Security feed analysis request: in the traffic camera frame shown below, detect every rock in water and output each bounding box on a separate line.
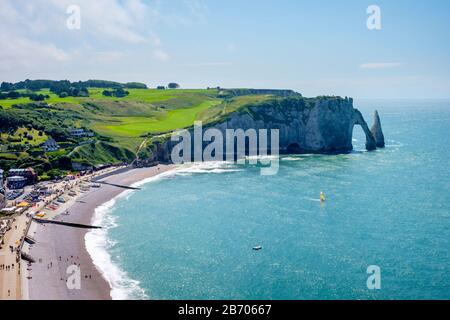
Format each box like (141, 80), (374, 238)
(371, 110), (385, 148)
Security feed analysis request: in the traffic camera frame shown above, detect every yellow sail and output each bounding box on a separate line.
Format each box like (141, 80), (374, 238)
(320, 192), (326, 202)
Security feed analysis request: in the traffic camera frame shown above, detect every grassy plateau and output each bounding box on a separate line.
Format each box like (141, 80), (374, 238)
(0, 86), (282, 175)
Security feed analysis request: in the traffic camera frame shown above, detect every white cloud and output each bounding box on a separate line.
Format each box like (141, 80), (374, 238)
(94, 51), (126, 62)
(0, 0), (164, 74)
(226, 43), (237, 53)
(185, 62), (232, 67)
(49, 0), (150, 43)
(149, 33), (163, 47)
(184, 0), (208, 22)
(0, 0), (159, 46)
(152, 49), (170, 62)
(0, 33), (70, 72)
(0, 0), (210, 79)
(360, 62), (403, 69)
(124, 0), (148, 21)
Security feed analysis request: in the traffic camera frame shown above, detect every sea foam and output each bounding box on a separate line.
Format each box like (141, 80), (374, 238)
(85, 196), (147, 300)
(85, 162), (239, 300)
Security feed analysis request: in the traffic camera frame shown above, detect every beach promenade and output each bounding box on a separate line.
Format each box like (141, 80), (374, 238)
(0, 214), (30, 299)
(23, 164), (175, 300)
(0, 164), (176, 300)
(0, 167), (119, 300)
(0, 165), (131, 300)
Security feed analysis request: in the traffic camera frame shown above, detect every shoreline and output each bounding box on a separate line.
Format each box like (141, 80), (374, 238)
(25, 164), (176, 300)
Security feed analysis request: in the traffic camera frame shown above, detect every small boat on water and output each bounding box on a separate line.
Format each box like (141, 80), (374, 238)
(253, 246), (263, 251)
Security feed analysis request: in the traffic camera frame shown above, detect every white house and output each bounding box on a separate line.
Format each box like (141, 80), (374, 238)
(69, 129), (85, 137)
(70, 129), (94, 138)
(41, 139), (60, 152)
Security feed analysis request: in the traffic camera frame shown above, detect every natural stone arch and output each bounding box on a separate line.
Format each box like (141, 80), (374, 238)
(352, 109), (377, 151)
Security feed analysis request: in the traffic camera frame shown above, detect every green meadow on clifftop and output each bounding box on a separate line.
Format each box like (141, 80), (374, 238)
(0, 83), (283, 177)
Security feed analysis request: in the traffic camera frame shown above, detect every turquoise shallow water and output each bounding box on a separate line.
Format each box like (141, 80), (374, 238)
(93, 101), (450, 300)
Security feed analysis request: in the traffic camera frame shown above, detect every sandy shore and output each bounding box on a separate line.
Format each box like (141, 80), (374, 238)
(25, 165), (176, 300)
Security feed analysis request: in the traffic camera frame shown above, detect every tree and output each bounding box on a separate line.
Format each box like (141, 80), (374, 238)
(114, 88), (128, 97)
(168, 83), (180, 89)
(7, 91), (20, 99)
(29, 94), (46, 101)
(70, 87), (80, 97)
(58, 156), (72, 170)
(156, 86), (166, 90)
(46, 127), (68, 142)
(79, 87), (89, 97)
(0, 82), (14, 92)
(103, 89), (129, 98)
(125, 82), (147, 89)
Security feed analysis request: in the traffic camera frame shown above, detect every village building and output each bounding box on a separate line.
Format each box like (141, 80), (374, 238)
(6, 176), (27, 189)
(41, 138), (60, 152)
(72, 162), (93, 171)
(7, 168), (38, 185)
(0, 189), (5, 209)
(69, 128), (94, 138)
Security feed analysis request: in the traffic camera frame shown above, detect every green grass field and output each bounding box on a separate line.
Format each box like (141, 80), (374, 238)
(1, 88), (276, 151)
(0, 128), (48, 146)
(94, 99), (222, 137)
(0, 88), (214, 109)
(0, 86), (280, 168)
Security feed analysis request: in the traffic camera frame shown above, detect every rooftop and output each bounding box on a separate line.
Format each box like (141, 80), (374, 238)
(8, 176), (27, 180)
(9, 168), (34, 172)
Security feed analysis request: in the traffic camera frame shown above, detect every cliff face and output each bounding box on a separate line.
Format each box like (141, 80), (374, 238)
(153, 97), (382, 163)
(213, 97), (377, 153)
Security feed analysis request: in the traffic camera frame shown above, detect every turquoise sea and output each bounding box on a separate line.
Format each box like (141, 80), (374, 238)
(87, 100), (450, 300)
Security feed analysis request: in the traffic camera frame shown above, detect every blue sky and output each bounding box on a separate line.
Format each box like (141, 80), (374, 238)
(1, 0), (449, 98)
